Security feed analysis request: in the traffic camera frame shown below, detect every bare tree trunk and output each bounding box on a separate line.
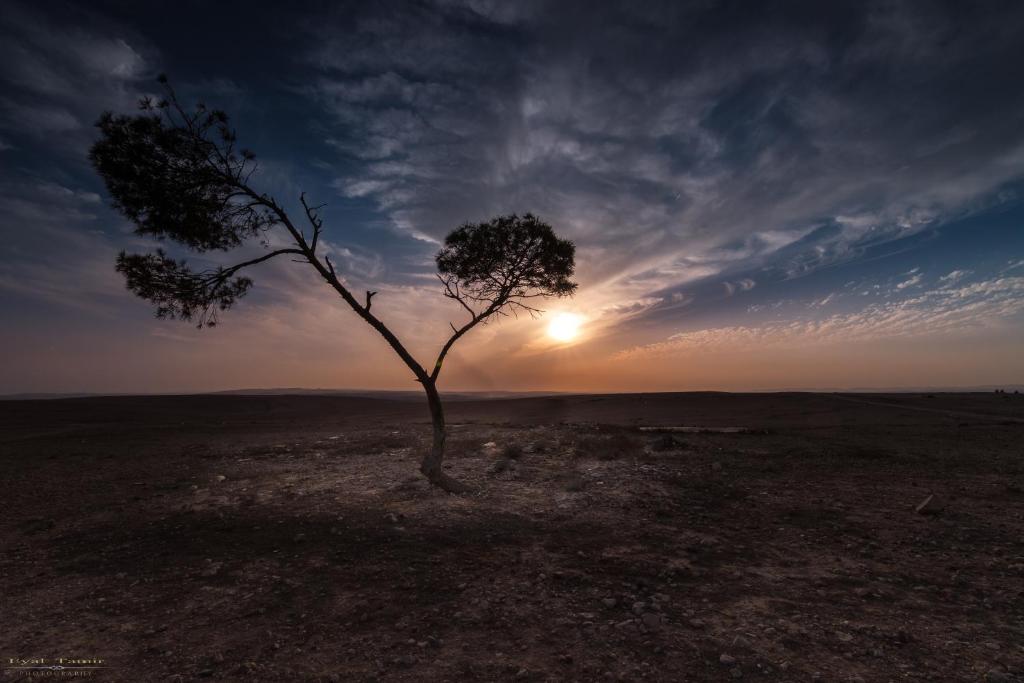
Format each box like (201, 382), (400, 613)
(420, 379), (471, 493)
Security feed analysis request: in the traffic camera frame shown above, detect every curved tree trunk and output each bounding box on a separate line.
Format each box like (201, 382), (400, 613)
(420, 380), (471, 493)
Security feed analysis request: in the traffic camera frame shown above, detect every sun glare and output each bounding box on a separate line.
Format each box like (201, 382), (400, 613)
(547, 313), (582, 342)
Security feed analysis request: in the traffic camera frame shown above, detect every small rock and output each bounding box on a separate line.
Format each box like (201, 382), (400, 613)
(214, 475), (226, 482)
(836, 631), (853, 642)
(602, 597), (617, 608)
(730, 667), (743, 679)
(720, 654), (736, 666)
(200, 562), (222, 577)
(732, 635), (751, 648)
(986, 670), (1016, 683)
(712, 462), (723, 472)
(641, 613), (663, 630)
(915, 493), (943, 515)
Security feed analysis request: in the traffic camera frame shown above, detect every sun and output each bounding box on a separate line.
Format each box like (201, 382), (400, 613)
(547, 313), (582, 342)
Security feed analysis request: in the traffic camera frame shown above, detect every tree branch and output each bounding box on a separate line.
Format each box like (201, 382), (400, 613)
(430, 297), (504, 382)
(438, 273), (477, 318)
(215, 248), (305, 280)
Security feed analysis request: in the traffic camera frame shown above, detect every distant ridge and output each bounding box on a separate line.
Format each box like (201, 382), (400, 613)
(1, 386), (1021, 401)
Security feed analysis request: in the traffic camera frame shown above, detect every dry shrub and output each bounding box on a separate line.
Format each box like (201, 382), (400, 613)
(501, 443), (524, 460)
(444, 434), (488, 459)
(574, 432), (642, 460)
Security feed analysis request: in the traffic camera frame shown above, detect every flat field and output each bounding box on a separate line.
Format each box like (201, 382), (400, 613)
(1, 392), (1022, 681)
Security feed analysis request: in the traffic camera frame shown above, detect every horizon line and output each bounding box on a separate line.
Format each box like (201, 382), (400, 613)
(3, 384), (1023, 401)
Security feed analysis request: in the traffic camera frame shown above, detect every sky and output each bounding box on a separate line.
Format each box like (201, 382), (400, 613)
(1, 0), (1023, 394)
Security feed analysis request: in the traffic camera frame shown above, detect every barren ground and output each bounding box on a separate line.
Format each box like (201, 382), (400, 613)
(1, 392), (1023, 682)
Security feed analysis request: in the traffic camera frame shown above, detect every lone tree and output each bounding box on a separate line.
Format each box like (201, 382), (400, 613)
(90, 77), (577, 493)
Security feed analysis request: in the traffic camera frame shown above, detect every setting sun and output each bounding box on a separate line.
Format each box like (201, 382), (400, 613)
(547, 313), (582, 342)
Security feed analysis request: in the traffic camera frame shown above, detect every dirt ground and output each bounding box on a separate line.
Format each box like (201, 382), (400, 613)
(1, 392), (1022, 682)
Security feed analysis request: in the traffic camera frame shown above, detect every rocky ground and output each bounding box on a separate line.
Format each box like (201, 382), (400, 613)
(1, 392), (1023, 681)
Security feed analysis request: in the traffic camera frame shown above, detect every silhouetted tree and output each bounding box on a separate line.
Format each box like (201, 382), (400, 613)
(90, 76), (577, 493)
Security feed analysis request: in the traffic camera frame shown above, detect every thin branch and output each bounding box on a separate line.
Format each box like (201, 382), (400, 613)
(430, 297), (504, 382)
(300, 192), (326, 254)
(216, 248), (305, 279)
(438, 273), (477, 318)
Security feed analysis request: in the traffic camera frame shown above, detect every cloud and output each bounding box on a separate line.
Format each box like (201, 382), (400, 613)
(939, 269), (971, 285)
(300, 1), (1024, 329)
(895, 273), (923, 290)
(723, 278), (757, 295)
(616, 276), (1024, 359)
(0, 3), (153, 150)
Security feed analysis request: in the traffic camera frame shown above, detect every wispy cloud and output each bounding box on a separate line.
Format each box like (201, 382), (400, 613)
(895, 273), (923, 290)
(616, 276), (1024, 359)
(303, 1), (1024, 325)
(0, 3), (152, 150)
(939, 269), (971, 285)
